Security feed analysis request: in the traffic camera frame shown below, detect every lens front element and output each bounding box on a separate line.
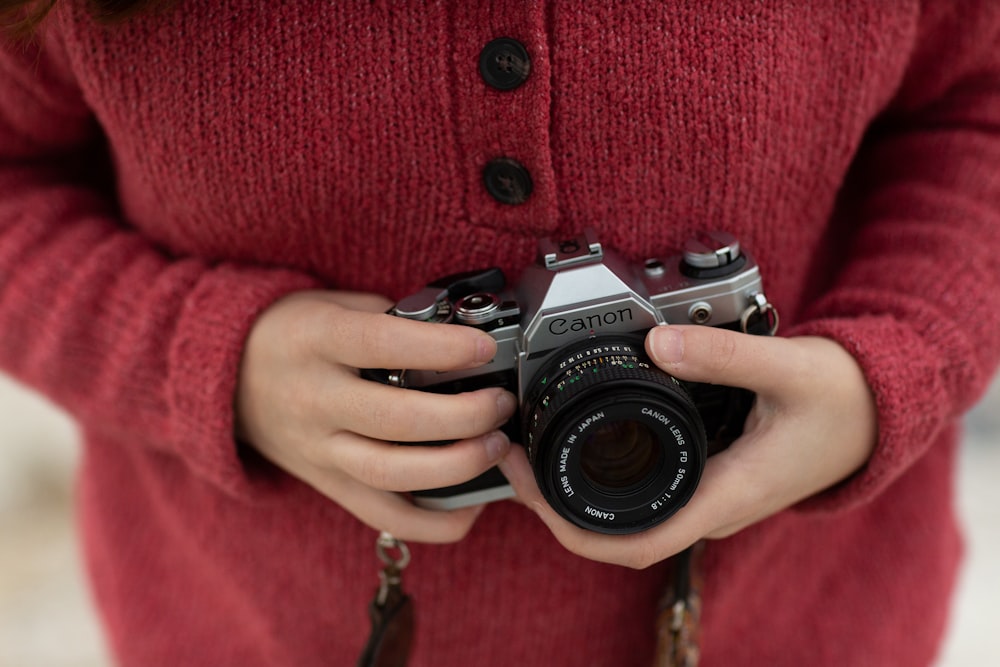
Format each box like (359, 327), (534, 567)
(579, 419), (661, 493)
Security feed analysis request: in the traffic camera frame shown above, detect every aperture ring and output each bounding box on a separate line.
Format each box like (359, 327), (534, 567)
(524, 348), (695, 454)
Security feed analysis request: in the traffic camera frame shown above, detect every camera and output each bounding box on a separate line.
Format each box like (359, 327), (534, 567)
(364, 229), (778, 534)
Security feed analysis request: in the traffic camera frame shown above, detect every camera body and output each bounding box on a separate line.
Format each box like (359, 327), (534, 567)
(368, 229), (776, 534)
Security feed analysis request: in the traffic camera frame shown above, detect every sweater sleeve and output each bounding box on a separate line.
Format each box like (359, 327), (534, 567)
(0, 26), (321, 500)
(790, 2), (1000, 512)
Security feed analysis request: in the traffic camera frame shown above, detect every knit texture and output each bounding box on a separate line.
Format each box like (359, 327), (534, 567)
(2, 1), (999, 665)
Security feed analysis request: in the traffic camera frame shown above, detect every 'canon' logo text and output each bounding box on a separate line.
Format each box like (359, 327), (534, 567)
(548, 308), (634, 335)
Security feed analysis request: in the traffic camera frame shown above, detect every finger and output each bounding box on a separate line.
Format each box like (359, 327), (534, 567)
(316, 307), (498, 371)
(322, 429), (511, 492)
(310, 470), (487, 543)
(498, 448), (692, 569)
(645, 325), (804, 394)
(325, 291), (395, 314)
(333, 382), (517, 442)
(499, 446), (757, 569)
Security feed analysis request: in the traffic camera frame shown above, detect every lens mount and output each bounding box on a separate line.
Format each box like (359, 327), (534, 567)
(522, 335), (707, 534)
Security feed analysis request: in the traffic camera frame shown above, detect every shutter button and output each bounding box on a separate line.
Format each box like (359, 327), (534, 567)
(483, 158), (533, 205)
(479, 38), (531, 90)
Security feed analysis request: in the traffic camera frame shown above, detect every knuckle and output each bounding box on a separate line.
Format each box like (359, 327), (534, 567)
(280, 303), (322, 355)
(354, 314), (394, 362)
(432, 392), (497, 441)
(357, 448), (398, 490)
(440, 327), (494, 371)
(365, 400), (398, 437)
(708, 329), (740, 374)
(554, 532), (587, 559)
(388, 511), (478, 544)
(624, 540), (660, 570)
(325, 309), (398, 366)
(300, 436), (331, 469)
(466, 391), (501, 434)
(437, 514), (478, 543)
(553, 529), (611, 566)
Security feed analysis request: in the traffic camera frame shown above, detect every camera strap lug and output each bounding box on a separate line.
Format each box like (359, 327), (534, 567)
(740, 292), (779, 336)
(357, 532), (413, 667)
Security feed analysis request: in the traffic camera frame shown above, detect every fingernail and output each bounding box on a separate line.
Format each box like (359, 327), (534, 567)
(474, 335), (497, 364)
(650, 326), (684, 365)
(484, 431), (510, 463)
(496, 391), (517, 420)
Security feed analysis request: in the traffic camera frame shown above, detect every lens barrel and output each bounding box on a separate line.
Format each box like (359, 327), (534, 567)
(522, 335), (707, 534)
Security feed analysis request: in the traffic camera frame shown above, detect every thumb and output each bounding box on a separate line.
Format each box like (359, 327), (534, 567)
(645, 325), (792, 394)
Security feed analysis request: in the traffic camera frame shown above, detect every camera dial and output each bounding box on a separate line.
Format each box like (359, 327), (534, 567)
(455, 293), (501, 325)
(683, 230), (741, 268)
(680, 231), (747, 279)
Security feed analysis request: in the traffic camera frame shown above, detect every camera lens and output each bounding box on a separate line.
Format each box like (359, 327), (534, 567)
(522, 335), (707, 534)
(579, 420), (661, 493)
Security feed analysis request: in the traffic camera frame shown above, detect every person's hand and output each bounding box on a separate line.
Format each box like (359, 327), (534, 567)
(498, 325), (878, 569)
(235, 290), (516, 543)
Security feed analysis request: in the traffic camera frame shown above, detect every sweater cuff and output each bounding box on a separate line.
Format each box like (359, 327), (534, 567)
(165, 263), (322, 501)
(785, 315), (949, 513)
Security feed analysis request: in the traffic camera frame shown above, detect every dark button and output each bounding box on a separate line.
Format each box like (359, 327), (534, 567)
(483, 157), (533, 205)
(479, 38), (531, 90)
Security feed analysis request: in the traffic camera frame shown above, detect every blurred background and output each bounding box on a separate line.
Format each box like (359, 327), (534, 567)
(0, 371), (997, 666)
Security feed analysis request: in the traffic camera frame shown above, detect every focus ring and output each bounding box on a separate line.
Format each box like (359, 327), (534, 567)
(523, 343), (696, 456)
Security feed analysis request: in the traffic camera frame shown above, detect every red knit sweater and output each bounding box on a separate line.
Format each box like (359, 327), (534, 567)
(2, 2), (999, 666)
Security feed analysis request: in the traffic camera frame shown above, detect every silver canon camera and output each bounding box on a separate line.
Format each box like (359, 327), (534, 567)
(365, 229), (778, 534)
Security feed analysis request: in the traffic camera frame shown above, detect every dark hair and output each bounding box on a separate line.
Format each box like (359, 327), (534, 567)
(1, 0), (165, 36)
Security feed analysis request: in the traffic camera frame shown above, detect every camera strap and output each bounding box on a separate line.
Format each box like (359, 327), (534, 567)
(654, 542), (705, 667)
(357, 532), (414, 667)
(356, 534), (704, 667)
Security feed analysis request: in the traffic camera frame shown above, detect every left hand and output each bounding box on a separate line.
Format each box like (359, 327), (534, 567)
(498, 325), (878, 569)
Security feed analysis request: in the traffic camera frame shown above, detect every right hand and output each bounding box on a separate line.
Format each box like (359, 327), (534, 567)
(235, 290), (517, 543)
